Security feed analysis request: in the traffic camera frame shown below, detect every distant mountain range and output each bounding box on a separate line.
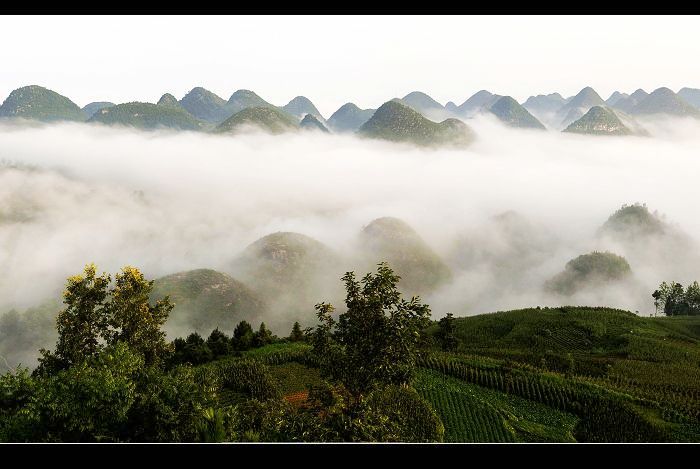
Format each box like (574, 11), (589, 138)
(2, 83), (700, 142)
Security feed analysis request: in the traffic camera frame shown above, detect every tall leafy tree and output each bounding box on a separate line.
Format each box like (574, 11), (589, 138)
(437, 313), (458, 352)
(685, 281), (700, 315)
(108, 267), (173, 366)
(206, 328), (231, 358)
(232, 320), (254, 351)
(289, 321), (304, 342)
(312, 262), (431, 402)
(36, 264), (111, 375)
(253, 322), (274, 348)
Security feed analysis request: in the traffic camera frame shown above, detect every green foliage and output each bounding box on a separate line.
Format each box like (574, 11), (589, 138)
(365, 385), (444, 442)
(107, 267), (173, 366)
(415, 369), (578, 442)
(232, 320), (255, 351)
(206, 328), (231, 358)
(151, 269), (266, 334)
(489, 96), (546, 129)
(563, 106), (632, 135)
(195, 358), (281, 402)
(299, 113), (329, 132)
(601, 203), (666, 237)
(36, 264), (111, 374)
(0, 85), (85, 122)
(360, 217), (452, 296)
(214, 106), (300, 135)
(654, 281), (700, 316)
(358, 100), (472, 147)
(82, 102), (114, 119)
(268, 362), (324, 395)
(312, 262), (431, 399)
(545, 251), (632, 295)
(253, 322), (275, 348)
(419, 353), (670, 442)
(2, 343), (213, 442)
(327, 102), (376, 133)
(437, 313), (458, 352)
(36, 264), (174, 375)
(171, 332), (213, 366)
(0, 300), (60, 371)
(180, 87), (230, 123)
(289, 321), (304, 342)
(88, 102), (204, 130)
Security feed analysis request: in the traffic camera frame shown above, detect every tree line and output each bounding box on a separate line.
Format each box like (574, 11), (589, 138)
(653, 281), (700, 316)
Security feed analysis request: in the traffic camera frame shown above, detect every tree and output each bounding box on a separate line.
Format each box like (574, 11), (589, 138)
(664, 282), (687, 316)
(206, 328), (231, 358)
(253, 322), (274, 348)
(231, 320), (254, 351)
(311, 262), (431, 402)
(685, 281), (700, 315)
(174, 332), (212, 365)
(36, 264), (111, 375)
(36, 264), (175, 375)
(437, 313), (458, 352)
(107, 267), (173, 366)
(289, 322), (304, 342)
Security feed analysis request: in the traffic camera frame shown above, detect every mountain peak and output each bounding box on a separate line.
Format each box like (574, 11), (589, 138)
(283, 96), (324, 121)
(489, 96), (545, 129)
(563, 106), (632, 136)
(300, 113), (329, 133)
(632, 87), (700, 116)
(0, 85), (85, 122)
(358, 100), (472, 147)
(327, 102), (375, 133)
(179, 87), (229, 123)
(157, 93), (180, 107)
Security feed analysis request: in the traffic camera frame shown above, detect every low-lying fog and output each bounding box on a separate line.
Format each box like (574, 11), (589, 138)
(1, 115), (700, 367)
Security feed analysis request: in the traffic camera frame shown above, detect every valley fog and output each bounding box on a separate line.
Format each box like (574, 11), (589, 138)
(1, 115), (700, 364)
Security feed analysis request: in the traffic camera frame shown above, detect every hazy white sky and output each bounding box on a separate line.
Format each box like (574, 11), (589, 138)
(1, 15), (699, 116)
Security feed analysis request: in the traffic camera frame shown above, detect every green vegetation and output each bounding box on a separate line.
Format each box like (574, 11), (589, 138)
(226, 89), (279, 115)
(88, 102), (204, 130)
(151, 269), (266, 334)
(600, 203), (666, 238)
(545, 251), (632, 295)
(300, 113), (329, 132)
(82, 102), (114, 119)
(157, 93), (182, 108)
(360, 217), (452, 296)
(327, 102), (376, 133)
(358, 100), (472, 147)
(489, 96), (546, 129)
(215, 106), (300, 135)
(179, 87), (230, 123)
(563, 106), (633, 135)
(415, 369), (578, 442)
(231, 232), (341, 328)
(2, 263), (699, 442)
(0, 85), (85, 122)
(312, 262), (432, 399)
(653, 281), (700, 316)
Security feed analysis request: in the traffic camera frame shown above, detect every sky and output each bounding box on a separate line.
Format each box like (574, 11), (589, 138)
(1, 15), (699, 116)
